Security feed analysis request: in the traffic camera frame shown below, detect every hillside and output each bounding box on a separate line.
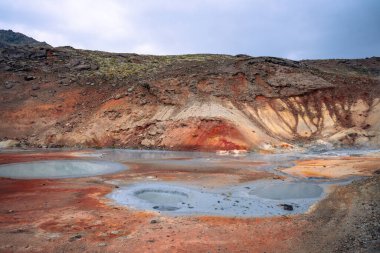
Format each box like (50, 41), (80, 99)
(0, 29), (50, 48)
(1, 31), (379, 151)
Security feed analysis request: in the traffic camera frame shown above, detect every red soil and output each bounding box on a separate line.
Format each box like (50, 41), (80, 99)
(163, 119), (249, 151)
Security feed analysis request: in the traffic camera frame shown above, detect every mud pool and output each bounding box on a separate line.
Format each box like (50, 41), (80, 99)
(0, 148), (378, 217)
(248, 181), (323, 200)
(0, 160), (127, 179)
(107, 181), (328, 217)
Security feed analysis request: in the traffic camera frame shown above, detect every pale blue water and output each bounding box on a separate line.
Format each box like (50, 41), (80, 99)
(107, 181), (328, 217)
(0, 160), (127, 179)
(1, 148), (378, 217)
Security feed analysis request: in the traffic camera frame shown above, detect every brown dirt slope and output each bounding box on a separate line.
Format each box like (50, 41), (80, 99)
(295, 175), (380, 253)
(1, 36), (379, 151)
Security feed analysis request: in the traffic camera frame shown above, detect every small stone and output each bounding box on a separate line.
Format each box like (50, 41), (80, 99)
(4, 82), (14, 89)
(90, 64), (99, 70)
(69, 234), (82, 242)
(153, 206), (179, 211)
(24, 76), (35, 81)
(104, 110), (121, 120)
(70, 60), (81, 67)
(32, 84), (40, 90)
(98, 242), (107, 247)
(148, 129), (158, 136)
(114, 94), (123, 99)
(3, 66), (12, 71)
(74, 64), (91, 71)
(141, 139), (155, 147)
(280, 204), (294, 211)
(150, 220), (158, 224)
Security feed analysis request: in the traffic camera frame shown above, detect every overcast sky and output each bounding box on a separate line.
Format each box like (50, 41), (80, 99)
(0, 0), (379, 59)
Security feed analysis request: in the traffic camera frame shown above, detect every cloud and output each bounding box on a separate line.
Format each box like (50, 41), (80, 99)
(132, 43), (166, 55)
(0, 0), (379, 59)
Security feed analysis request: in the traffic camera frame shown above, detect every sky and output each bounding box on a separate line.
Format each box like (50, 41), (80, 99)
(0, 0), (379, 60)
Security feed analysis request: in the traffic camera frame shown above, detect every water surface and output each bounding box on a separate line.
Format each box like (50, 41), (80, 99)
(0, 160), (127, 179)
(107, 181), (326, 217)
(1, 148), (378, 217)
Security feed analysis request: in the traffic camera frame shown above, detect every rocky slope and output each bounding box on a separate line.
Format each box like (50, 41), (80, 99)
(1, 31), (379, 151)
(0, 29), (50, 48)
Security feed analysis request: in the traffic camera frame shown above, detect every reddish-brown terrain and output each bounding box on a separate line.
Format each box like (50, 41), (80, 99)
(0, 30), (379, 253)
(0, 151), (379, 253)
(1, 30), (379, 151)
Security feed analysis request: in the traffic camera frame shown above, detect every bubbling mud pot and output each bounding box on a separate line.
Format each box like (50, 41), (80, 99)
(0, 160), (127, 179)
(135, 189), (189, 211)
(107, 180), (328, 217)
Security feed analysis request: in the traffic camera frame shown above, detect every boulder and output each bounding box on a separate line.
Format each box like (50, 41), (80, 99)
(31, 84), (40, 90)
(24, 75), (36, 81)
(0, 140), (20, 148)
(141, 139), (155, 147)
(4, 81), (14, 89)
(74, 64), (91, 71)
(279, 204), (294, 211)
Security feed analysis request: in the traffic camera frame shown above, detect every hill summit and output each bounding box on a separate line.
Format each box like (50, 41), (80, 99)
(0, 29), (50, 48)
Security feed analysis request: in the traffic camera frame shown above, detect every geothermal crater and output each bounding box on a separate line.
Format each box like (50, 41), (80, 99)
(107, 180), (327, 217)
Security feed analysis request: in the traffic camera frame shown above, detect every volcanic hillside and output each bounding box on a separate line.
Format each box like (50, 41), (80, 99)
(1, 30), (379, 151)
